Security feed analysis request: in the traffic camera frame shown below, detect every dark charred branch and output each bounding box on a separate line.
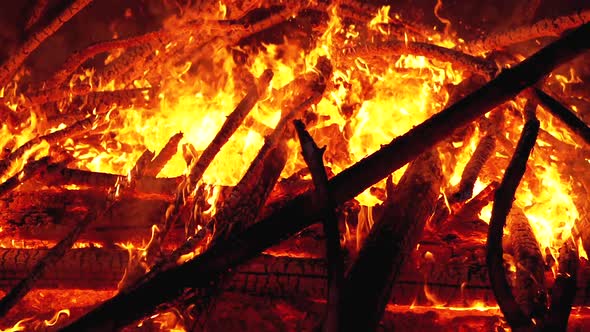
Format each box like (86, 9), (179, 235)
(0, 156), (51, 198)
(0, 0), (93, 87)
(338, 150), (443, 332)
(487, 110), (540, 330)
(144, 132), (184, 177)
(542, 241), (579, 332)
(130, 150), (155, 180)
(506, 207), (547, 320)
(60, 22), (590, 331)
(446, 181), (499, 225)
(463, 10), (590, 54)
(294, 120), (344, 332)
(532, 87), (590, 145)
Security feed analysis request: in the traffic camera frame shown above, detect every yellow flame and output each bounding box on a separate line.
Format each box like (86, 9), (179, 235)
(43, 309), (70, 327)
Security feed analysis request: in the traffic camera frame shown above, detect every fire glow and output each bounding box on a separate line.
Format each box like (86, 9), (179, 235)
(1, 0), (590, 331)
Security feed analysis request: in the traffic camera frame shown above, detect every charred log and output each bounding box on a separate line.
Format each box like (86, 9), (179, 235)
(487, 105), (540, 330)
(338, 150), (443, 331)
(506, 207), (547, 320)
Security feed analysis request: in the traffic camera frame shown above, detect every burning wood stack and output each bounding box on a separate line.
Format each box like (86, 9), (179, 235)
(1, 0), (590, 331)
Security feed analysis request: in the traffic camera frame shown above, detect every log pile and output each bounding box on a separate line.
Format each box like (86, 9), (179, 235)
(0, 1), (590, 331)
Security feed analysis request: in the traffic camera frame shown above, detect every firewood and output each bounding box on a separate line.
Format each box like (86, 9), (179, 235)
(445, 181), (499, 225)
(532, 87), (590, 146)
(22, 84), (92, 104)
(24, 0), (49, 32)
(487, 106), (540, 330)
(155, 69), (273, 248)
(542, 240), (579, 332)
(463, 9), (590, 54)
(149, 58), (329, 275)
(185, 69), (273, 192)
(60, 22), (590, 331)
(0, 0), (93, 87)
(143, 132), (184, 177)
(0, 114), (102, 182)
(506, 207), (547, 320)
(338, 150), (443, 331)
(450, 135), (496, 203)
(0, 157), (51, 198)
(294, 120), (344, 332)
(340, 40), (497, 78)
(42, 168), (181, 195)
(0, 195), (114, 317)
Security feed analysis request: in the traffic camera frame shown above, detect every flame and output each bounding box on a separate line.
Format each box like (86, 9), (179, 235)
(43, 309), (70, 327)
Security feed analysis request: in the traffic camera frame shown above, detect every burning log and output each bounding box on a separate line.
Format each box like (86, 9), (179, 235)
(532, 87), (590, 146)
(0, 157), (51, 198)
(445, 181), (499, 225)
(143, 132), (184, 177)
(42, 168), (181, 195)
(24, 0), (49, 32)
(60, 22), (590, 331)
(450, 134), (496, 203)
(185, 69), (273, 192)
(338, 150), (443, 331)
(486, 103), (540, 330)
(154, 69), (274, 249)
(294, 120), (344, 332)
(0, 0), (93, 87)
(0, 114), (102, 182)
(543, 241), (579, 331)
(340, 40), (497, 78)
(506, 207), (547, 320)
(463, 9), (590, 54)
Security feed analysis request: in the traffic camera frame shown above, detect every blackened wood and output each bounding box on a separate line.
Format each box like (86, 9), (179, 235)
(446, 181), (499, 225)
(60, 22), (590, 331)
(487, 113), (540, 330)
(542, 241), (579, 332)
(0, 157), (51, 198)
(338, 150), (443, 332)
(533, 87), (590, 145)
(294, 120), (344, 332)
